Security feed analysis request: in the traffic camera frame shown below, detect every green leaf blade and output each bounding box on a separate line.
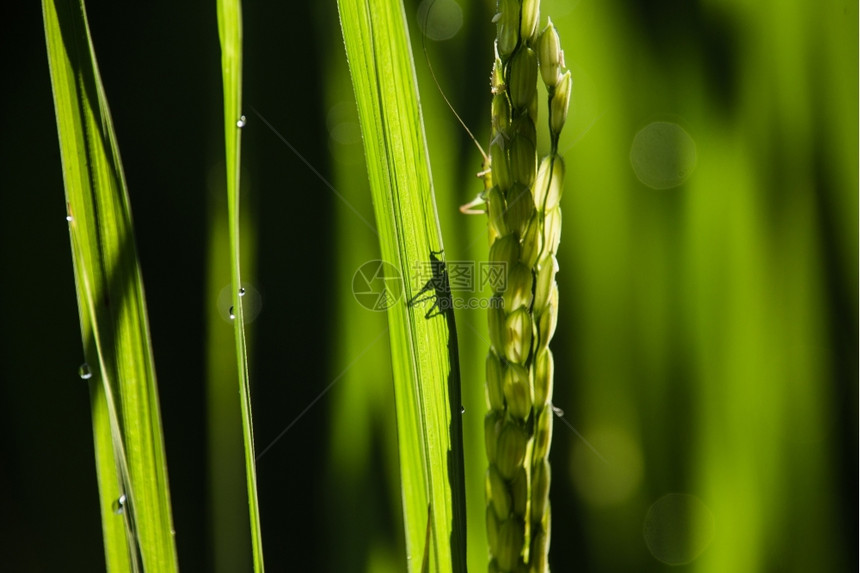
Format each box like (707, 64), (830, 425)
(216, 0), (266, 571)
(43, 0), (178, 570)
(337, 1), (467, 571)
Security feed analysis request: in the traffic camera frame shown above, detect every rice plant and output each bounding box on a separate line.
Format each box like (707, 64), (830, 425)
(27, 0), (855, 570)
(475, 1), (571, 570)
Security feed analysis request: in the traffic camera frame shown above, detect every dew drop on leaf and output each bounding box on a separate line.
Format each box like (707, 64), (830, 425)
(78, 363), (93, 380)
(112, 494), (127, 515)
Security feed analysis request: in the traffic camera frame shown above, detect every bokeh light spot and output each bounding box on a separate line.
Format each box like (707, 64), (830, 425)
(326, 102), (362, 145)
(629, 121), (697, 189)
(643, 493), (715, 565)
(417, 0), (463, 41)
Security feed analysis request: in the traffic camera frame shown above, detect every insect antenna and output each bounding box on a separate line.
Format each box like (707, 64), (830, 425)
(420, 0), (489, 166)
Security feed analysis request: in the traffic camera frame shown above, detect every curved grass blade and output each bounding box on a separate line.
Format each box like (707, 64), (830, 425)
(337, 0), (467, 570)
(42, 0), (178, 569)
(216, 0), (265, 571)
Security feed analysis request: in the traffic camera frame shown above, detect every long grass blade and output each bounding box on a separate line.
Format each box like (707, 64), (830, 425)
(216, 0), (265, 571)
(42, 0), (178, 570)
(337, 0), (467, 571)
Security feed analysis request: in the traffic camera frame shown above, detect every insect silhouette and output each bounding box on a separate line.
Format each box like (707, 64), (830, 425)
(407, 249), (467, 569)
(407, 250), (454, 320)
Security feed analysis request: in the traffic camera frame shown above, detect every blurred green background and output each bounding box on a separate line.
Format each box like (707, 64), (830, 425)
(0, 0), (855, 571)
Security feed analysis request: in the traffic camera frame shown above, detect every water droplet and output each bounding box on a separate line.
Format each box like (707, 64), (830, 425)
(112, 494), (127, 514)
(236, 115), (246, 128)
(78, 363), (93, 380)
(460, 405), (466, 414)
(552, 405), (565, 417)
(219, 283), (263, 324)
(66, 215), (73, 222)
